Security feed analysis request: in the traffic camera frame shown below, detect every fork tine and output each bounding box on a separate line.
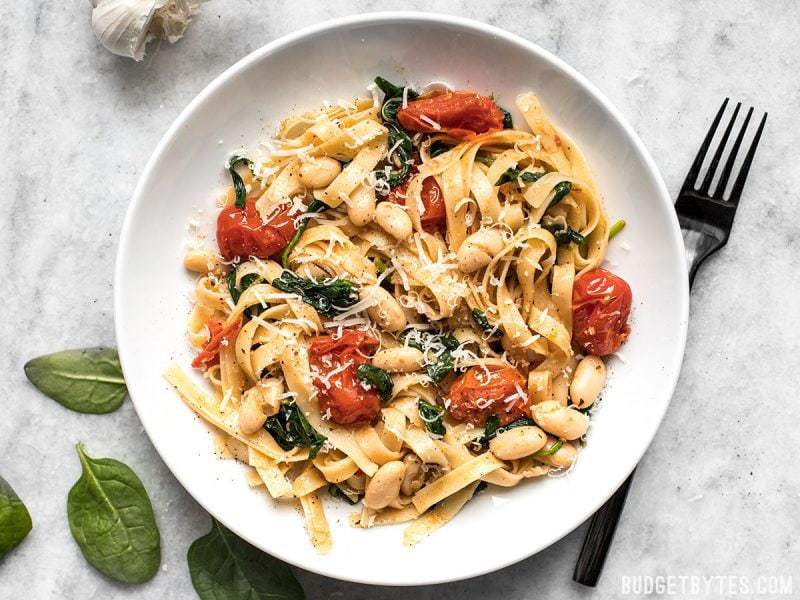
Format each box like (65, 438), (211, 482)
(728, 112), (767, 205)
(698, 102), (741, 194)
(713, 106), (753, 199)
(682, 98), (728, 191)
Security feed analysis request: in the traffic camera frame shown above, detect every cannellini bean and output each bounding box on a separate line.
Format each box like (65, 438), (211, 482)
(570, 356), (606, 409)
(238, 379), (283, 435)
(372, 347), (424, 373)
(531, 400), (589, 440)
(364, 460), (405, 509)
(298, 157), (341, 189)
(346, 472), (367, 492)
(489, 426), (547, 460)
(551, 373), (570, 406)
(400, 454), (424, 497)
(533, 437), (577, 469)
(347, 185), (376, 227)
(183, 249), (219, 273)
(375, 202), (413, 240)
(361, 286), (407, 332)
(456, 228), (505, 273)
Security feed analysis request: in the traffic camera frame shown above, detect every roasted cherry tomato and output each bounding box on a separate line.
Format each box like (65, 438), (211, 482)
(389, 173), (446, 233)
(397, 91), (505, 141)
(308, 330), (381, 426)
(446, 365), (529, 426)
(572, 268), (632, 356)
(216, 199), (297, 261)
(191, 317), (242, 369)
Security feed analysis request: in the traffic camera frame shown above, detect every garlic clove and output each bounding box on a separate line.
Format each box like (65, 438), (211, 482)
(150, 0), (200, 44)
(89, 0), (200, 62)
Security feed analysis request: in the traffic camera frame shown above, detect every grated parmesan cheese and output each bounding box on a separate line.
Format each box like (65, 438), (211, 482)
(419, 115), (441, 130)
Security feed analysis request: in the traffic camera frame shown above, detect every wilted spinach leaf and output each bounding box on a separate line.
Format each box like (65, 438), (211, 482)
(356, 364), (393, 401)
(264, 402), (326, 459)
(418, 399), (445, 437)
(271, 271), (359, 317)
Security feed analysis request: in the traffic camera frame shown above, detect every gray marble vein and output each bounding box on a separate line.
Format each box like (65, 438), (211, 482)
(1, 1), (798, 598)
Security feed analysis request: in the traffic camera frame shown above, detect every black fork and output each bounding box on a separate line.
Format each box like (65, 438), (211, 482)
(676, 98), (767, 285)
(573, 99), (767, 587)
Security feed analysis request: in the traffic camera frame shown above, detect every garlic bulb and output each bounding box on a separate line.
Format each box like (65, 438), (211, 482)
(90, 0), (200, 61)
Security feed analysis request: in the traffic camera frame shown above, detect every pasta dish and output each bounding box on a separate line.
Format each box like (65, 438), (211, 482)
(164, 76), (633, 552)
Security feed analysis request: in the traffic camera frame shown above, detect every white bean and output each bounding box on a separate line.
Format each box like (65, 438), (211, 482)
(400, 454), (424, 497)
(183, 249), (219, 273)
(364, 460), (405, 509)
(238, 379), (283, 435)
(372, 347), (424, 373)
(298, 157), (341, 189)
(533, 437), (577, 469)
(570, 356), (606, 409)
(375, 202), (413, 240)
(347, 185), (376, 226)
(531, 400), (589, 440)
(456, 228), (505, 273)
(346, 472), (367, 492)
(489, 426), (547, 460)
(361, 286), (407, 332)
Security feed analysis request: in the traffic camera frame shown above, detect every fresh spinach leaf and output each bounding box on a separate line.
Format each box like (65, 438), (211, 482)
(282, 199), (328, 268)
(0, 475), (32, 559)
(228, 155), (252, 209)
(479, 415), (536, 450)
(542, 221), (586, 246)
(356, 364), (393, 401)
(548, 181), (572, 208)
(67, 444), (160, 583)
(24, 348), (127, 414)
(533, 438), (564, 457)
(328, 485), (360, 505)
(495, 168), (545, 186)
(264, 402), (326, 459)
(271, 271), (359, 317)
(188, 518), (304, 600)
(418, 399), (445, 437)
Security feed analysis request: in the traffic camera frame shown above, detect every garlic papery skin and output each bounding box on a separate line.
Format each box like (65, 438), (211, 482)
(90, 0), (200, 61)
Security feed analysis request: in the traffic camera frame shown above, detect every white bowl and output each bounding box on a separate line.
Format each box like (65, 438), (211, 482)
(115, 12), (688, 586)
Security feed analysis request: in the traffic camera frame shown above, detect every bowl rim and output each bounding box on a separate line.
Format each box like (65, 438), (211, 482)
(115, 10), (689, 586)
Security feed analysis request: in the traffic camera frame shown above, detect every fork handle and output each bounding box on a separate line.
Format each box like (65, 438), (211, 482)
(574, 236), (698, 587)
(573, 470), (635, 586)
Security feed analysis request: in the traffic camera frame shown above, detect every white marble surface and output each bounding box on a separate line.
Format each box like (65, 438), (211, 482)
(2, 1), (798, 598)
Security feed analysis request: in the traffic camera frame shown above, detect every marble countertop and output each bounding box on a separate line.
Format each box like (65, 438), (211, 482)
(2, 1), (798, 598)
